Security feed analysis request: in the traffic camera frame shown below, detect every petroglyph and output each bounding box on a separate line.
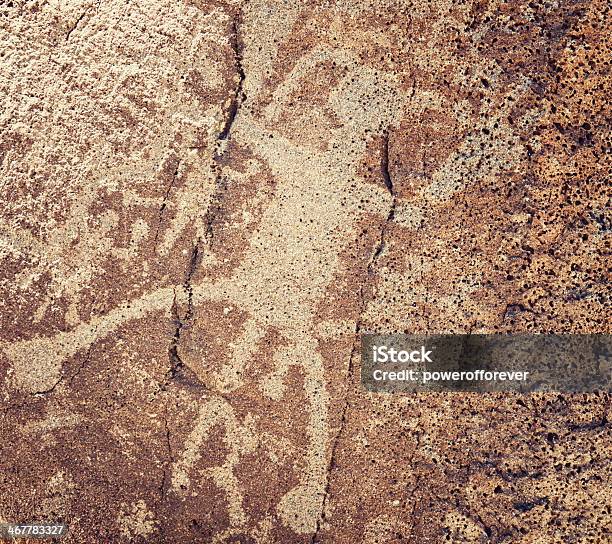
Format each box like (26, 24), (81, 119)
(1, 0), (609, 542)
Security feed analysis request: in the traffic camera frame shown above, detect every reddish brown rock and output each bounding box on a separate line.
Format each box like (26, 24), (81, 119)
(0, 0), (609, 542)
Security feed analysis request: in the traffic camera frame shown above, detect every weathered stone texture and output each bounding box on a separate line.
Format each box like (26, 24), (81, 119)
(0, 0), (609, 542)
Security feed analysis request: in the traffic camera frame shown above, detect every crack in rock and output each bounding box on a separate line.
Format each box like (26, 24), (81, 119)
(66, 8), (90, 42)
(158, 13), (246, 393)
(162, 242), (206, 391)
(153, 157), (180, 251)
(30, 342), (94, 396)
(369, 130), (396, 272)
(312, 132), (396, 541)
(207, 12), (246, 248)
(217, 17), (246, 143)
(310, 321), (360, 544)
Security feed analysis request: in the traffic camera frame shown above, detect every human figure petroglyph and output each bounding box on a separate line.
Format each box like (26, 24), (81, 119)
(2, 12), (541, 534)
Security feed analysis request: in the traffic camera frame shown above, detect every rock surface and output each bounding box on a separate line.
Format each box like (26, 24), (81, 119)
(0, 0), (609, 542)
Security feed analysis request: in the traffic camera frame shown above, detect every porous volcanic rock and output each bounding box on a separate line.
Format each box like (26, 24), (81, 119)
(0, 1), (609, 542)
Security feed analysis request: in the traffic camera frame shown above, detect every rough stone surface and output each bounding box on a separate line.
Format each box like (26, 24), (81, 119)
(0, 0), (609, 542)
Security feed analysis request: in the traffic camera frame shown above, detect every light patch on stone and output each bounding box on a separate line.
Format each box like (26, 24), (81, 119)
(1, 285), (178, 393)
(117, 500), (157, 540)
(277, 482), (323, 535)
(22, 412), (82, 434)
(393, 202), (424, 230)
